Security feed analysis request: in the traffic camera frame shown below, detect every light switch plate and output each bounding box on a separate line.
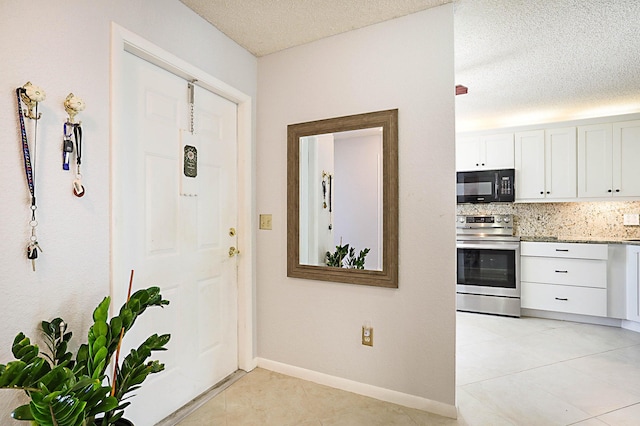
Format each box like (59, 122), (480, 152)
(624, 214), (640, 226)
(259, 214), (272, 230)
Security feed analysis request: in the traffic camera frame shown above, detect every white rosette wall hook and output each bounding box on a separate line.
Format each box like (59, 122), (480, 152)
(63, 93), (86, 197)
(64, 93), (85, 124)
(20, 81), (46, 120)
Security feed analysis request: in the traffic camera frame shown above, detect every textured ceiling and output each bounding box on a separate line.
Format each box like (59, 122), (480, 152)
(181, 0), (640, 132)
(454, 0), (640, 131)
(180, 0), (452, 56)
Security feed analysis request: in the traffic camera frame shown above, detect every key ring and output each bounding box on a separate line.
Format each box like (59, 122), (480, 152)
(73, 172), (85, 197)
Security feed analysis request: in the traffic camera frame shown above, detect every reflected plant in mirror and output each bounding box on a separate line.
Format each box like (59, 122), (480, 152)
(287, 109), (398, 287)
(326, 243), (370, 269)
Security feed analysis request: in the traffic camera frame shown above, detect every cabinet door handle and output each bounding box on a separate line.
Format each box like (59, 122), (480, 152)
(555, 297), (568, 301)
(616, 189), (620, 192)
(608, 189), (612, 193)
(555, 249), (569, 252)
(555, 270), (568, 273)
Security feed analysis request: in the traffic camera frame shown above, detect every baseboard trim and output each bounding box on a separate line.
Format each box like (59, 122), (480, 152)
(521, 309), (623, 327)
(622, 320), (640, 333)
(256, 358), (458, 419)
(156, 369), (246, 425)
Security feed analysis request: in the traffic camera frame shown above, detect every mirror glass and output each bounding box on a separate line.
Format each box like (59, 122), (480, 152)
(287, 109), (398, 287)
(299, 127), (383, 270)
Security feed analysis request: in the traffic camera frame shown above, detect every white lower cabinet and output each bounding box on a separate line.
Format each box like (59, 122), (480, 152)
(521, 257), (607, 288)
(522, 282), (607, 317)
(626, 246), (640, 322)
(521, 242), (608, 317)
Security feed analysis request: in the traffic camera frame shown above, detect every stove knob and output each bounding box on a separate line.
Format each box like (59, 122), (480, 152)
(503, 216), (510, 223)
(495, 217), (502, 223)
(458, 217), (465, 223)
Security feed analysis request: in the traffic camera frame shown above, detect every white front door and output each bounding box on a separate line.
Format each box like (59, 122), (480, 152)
(112, 51), (239, 423)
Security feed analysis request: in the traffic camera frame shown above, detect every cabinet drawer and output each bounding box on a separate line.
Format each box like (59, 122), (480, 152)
(521, 256), (607, 288)
(521, 242), (608, 260)
(521, 282), (607, 317)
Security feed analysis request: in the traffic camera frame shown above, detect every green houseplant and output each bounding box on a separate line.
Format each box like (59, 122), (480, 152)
(326, 243), (370, 269)
(0, 286), (170, 426)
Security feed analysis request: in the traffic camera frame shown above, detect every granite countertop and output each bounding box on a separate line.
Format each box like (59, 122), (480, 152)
(520, 236), (640, 245)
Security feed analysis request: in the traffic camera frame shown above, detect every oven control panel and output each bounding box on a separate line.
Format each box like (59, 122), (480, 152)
(456, 215), (514, 236)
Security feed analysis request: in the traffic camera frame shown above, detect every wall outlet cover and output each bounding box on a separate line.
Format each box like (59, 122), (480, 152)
(624, 214), (640, 226)
(361, 326), (373, 346)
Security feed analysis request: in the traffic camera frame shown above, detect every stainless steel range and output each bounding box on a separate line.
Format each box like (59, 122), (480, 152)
(456, 214), (521, 317)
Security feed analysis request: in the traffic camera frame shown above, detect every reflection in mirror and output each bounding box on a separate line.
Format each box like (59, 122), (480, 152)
(299, 127), (383, 271)
(287, 109), (398, 288)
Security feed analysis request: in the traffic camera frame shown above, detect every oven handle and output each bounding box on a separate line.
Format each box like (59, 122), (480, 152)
(456, 241), (520, 250)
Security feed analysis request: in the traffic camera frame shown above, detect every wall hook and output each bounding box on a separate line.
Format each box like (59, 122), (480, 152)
(20, 81), (46, 120)
(64, 93), (86, 124)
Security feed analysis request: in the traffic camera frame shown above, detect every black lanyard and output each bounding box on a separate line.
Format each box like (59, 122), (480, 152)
(74, 123), (82, 168)
(16, 88), (36, 208)
(16, 87), (42, 270)
(72, 123), (85, 197)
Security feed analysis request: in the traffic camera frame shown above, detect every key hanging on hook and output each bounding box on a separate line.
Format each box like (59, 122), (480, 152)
(27, 243), (38, 271)
(27, 241), (43, 272)
(63, 93), (86, 197)
(62, 122), (74, 170)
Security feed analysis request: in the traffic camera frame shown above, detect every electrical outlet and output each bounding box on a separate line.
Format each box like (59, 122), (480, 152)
(259, 214), (272, 230)
(624, 214), (640, 226)
(362, 326), (373, 346)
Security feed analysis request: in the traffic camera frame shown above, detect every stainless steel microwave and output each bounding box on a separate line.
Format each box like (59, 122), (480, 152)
(456, 169), (515, 203)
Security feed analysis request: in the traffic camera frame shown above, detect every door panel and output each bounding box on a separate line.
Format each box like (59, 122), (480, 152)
(113, 51), (238, 424)
(146, 155), (179, 253)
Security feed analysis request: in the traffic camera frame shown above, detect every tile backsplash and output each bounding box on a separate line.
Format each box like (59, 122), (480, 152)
(457, 201), (640, 239)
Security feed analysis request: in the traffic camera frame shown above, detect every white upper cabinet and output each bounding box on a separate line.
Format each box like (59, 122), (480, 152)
(578, 120), (640, 199)
(546, 127), (578, 199)
(456, 133), (514, 171)
(613, 120), (640, 197)
(515, 127), (576, 201)
(515, 130), (545, 200)
(578, 123), (613, 198)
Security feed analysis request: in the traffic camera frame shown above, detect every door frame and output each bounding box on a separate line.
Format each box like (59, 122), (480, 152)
(110, 23), (256, 372)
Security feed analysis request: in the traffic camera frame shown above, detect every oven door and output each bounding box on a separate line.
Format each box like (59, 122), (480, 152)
(456, 240), (520, 298)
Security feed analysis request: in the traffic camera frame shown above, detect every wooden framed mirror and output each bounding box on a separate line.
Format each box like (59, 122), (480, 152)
(287, 109), (398, 287)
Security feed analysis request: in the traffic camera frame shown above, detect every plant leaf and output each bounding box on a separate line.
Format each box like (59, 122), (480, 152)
(10, 404), (34, 420)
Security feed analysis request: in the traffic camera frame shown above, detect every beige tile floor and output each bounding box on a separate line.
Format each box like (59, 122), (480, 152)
(178, 313), (640, 425)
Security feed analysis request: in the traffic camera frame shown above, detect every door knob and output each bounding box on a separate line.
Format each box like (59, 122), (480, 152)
(229, 246), (240, 257)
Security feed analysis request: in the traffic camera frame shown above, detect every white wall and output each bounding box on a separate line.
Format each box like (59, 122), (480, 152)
(0, 1), (256, 423)
(334, 133), (382, 270)
(256, 4), (456, 411)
